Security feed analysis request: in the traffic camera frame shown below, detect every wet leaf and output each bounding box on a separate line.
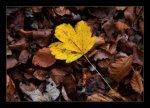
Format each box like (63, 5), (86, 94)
(103, 19), (115, 36)
(108, 55), (133, 82)
(49, 20), (96, 63)
(61, 86), (71, 101)
(98, 59), (111, 68)
(133, 47), (143, 66)
(32, 47), (56, 68)
(130, 67), (144, 94)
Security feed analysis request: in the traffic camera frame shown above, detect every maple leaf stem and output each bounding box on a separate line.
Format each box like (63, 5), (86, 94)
(84, 55), (113, 90)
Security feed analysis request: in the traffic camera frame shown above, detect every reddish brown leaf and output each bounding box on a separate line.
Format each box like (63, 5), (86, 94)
(63, 74), (76, 95)
(115, 21), (129, 32)
(130, 68), (144, 94)
(32, 47), (56, 68)
(82, 68), (93, 86)
(108, 55), (133, 82)
(6, 74), (15, 101)
(124, 7), (136, 23)
(95, 34), (105, 46)
(50, 67), (68, 86)
(87, 92), (113, 102)
(33, 70), (48, 81)
(108, 89), (127, 101)
(19, 50), (31, 64)
(98, 59), (111, 68)
(7, 57), (18, 69)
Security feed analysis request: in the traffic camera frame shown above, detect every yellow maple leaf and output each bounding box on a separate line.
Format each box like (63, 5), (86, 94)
(49, 20), (96, 63)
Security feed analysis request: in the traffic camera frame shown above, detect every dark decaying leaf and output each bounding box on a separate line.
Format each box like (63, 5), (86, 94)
(63, 74), (76, 95)
(98, 59), (111, 68)
(108, 55), (133, 82)
(130, 67), (144, 94)
(50, 67), (68, 86)
(86, 74), (105, 93)
(108, 89), (127, 101)
(19, 50), (31, 64)
(32, 29), (52, 47)
(133, 47), (143, 66)
(124, 7), (136, 23)
(87, 92), (113, 102)
(7, 57), (18, 69)
(9, 38), (29, 51)
(32, 47), (56, 68)
(6, 74), (16, 101)
(33, 69), (48, 81)
(32, 6), (43, 13)
(103, 19), (115, 36)
(81, 68), (93, 86)
(88, 7), (115, 19)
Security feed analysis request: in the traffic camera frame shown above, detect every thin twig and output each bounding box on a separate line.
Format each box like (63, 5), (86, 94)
(84, 55), (113, 90)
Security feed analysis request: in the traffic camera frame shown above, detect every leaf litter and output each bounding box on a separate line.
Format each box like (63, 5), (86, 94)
(6, 6), (144, 102)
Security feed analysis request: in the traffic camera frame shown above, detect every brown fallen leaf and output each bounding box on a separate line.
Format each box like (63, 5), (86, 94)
(108, 89), (127, 101)
(33, 69), (48, 81)
(115, 21), (129, 33)
(7, 56), (18, 69)
(19, 50), (31, 64)
(54, 6), (71, 16)
(88, 7), (115, 19)
(9, 38), (29, 51)
(86, 74), (105, 93)
(94, 49), (113, 61)
(108, 55), (133, 82)
(98, 58), (111, 68)
(95, 34), (105, 46)
(6, 74), (16, 101)
(87, 92), (113, 102)
(130, 67), (144, 94)
(50, 67), (68, 86)
(63, 74), (76, 95)
(32, 47), (56, 68)
(124, 7), (136, 23)
(81, 68), (93, 86)
(87, 18), (100, 32)
(133, 47), (143, 66)
(103, 19), (115, 36)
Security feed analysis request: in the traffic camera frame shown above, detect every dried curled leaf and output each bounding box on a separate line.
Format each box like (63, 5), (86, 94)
(130, 68), (144, 94)
(49, 20), (96, 63)
(108, 55), (133, 82)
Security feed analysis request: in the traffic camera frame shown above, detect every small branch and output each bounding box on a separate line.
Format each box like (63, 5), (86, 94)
(84, 55), (113, 90)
